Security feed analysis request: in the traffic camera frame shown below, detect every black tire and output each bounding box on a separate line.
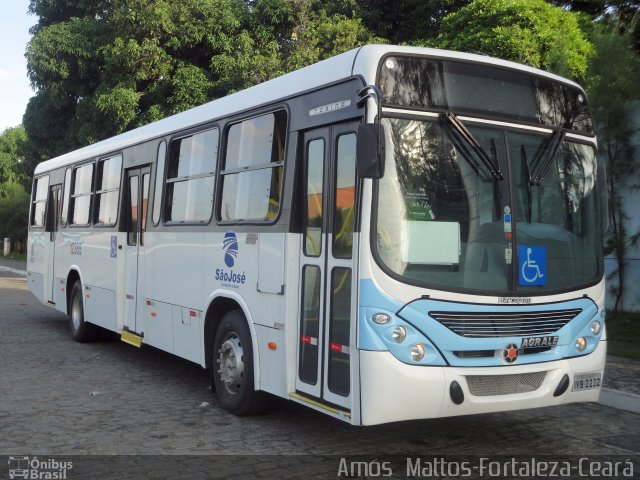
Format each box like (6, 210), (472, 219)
(68, 281), (99, 343)
(211, 310), (267, 415)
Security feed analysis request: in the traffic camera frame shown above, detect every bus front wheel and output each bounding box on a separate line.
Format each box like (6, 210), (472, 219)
(211, 310), (266, 415)
(69, 281), (99, 343)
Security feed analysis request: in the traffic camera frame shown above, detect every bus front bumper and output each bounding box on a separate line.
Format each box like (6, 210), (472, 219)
(358, 339), (606, 425)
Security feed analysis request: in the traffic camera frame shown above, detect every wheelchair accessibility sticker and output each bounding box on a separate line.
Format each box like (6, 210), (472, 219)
(518, 246), (546, 286)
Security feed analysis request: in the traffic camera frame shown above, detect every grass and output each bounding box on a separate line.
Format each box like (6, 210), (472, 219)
(1, 251), (27, 262)
(606, 311), (640, 359)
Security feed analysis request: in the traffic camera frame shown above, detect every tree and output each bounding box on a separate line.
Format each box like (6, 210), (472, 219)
(586, 24), (640, 311)
(551, 2), (640, 51)
(0, 126), (31, 250)
(431, 0), (594, 80)
(23, 0), (379, 168)
(357, 0), (472, 44)
(0, 126), (28, 190)
(0, 180), (31, 250)
(24, 0), (237, 158)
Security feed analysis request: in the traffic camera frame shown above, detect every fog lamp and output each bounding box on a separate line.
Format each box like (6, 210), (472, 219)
(392, 326), (407, 343)
(591, 320), (602, 336)
(576, 337), (587, 352)
(372, 313), (391, 325)
(410, 343), (426, 362)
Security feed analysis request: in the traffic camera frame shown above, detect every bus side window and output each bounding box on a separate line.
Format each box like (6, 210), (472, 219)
(164, 129), (218, 224)
(219, 110), (287, 222)
(152, 141), (166, 226)
(60, 168), (71, 227)
(94, 155), (122, 227)
(30, 175), (50, 228)
(70, 163), (94, 226)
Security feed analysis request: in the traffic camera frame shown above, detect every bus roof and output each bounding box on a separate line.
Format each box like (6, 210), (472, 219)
(34, 44), (583, 175)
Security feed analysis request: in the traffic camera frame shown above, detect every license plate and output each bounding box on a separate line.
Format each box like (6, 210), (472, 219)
(572, 372), (602, 391)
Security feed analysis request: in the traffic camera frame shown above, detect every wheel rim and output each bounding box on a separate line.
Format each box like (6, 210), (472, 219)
(71, 292), (82, 331)
(217, 333), (244, 395)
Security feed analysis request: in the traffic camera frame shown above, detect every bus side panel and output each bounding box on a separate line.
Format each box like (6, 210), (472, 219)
(254, 324), (287, 395)
(84, 285), (117, 331)
(174, 306), (202, 363)
(53, 230), (79, 315)
(142, 301), (175, 354)
(27, 231), (47, 303)
(53, 276), (66, 313)
(75, 230), (119, 332)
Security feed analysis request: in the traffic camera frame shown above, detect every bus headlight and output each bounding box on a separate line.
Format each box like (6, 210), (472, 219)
(410, 343), (426, 362)
(392, 326), (407, 343)
(591, 320), (602, 336)
(372, 313), (391, 325)
(576, 337), (587, 352)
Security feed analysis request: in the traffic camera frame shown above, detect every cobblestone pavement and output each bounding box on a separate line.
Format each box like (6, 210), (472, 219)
(1, 272), (639, 478)
(603, 355), (640, 395)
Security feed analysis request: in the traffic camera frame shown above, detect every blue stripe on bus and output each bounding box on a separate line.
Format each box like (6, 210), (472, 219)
(359, 279), (604, 367)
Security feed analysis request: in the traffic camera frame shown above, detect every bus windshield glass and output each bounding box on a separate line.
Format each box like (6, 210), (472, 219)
(378, 56), (594, 135)
(374, 117), (601, 294)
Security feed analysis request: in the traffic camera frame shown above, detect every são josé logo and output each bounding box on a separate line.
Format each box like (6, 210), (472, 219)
(223, 231), (239, 267)
(216, 231), (246, 287)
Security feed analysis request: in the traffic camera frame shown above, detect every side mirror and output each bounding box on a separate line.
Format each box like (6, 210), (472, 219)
(356, 123), (385, 179)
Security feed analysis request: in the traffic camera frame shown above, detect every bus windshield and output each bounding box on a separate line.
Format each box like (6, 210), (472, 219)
(374, 117), (601, 294)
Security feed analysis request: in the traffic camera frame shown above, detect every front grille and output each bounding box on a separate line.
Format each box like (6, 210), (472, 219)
(466, 372), (547, 397)
(453, 347), (552, 359)
(430, 309), (581, 337)
(453, 350), (495, 359)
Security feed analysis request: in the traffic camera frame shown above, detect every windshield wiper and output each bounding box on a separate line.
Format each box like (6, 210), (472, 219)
(520, 145), (533, 223)
(531, 127), (565, 185)
(440, 112), (504, 181)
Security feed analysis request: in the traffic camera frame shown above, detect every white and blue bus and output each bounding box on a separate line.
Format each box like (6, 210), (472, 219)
(27, 45), (606, 425)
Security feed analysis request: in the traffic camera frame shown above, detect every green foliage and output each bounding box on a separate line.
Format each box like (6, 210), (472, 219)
(0, 127), (31, 244)
(0, 127), (28, 188)
(551, 1), (640, 52)
(0, 179), (30, 245)
(606, 311), (640, 357)
(358, 0), (472, 44)
(23, 0), (378, 165)
(282, 6), (383, 73)
(585, 23), (640, 311)
(432, 0), (594, 80)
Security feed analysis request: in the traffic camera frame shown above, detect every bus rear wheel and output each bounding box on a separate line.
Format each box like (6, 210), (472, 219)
(69, 281), (99, 343)
(211, 310), (266, 416)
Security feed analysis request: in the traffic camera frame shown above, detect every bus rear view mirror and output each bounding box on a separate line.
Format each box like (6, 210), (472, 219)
(357, 123), (385, 179)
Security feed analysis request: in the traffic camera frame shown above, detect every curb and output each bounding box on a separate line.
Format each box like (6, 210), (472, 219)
(599, 388), (640, 414)
(0, 266), (27, 276)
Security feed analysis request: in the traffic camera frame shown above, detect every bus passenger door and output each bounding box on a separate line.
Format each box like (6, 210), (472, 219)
(45, 184), (62, 303)
(123, 166), (151, 335)
(296, 123), (358, 410)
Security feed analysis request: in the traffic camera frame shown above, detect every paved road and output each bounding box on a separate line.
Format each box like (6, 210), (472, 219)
(1, 272), (639, 478)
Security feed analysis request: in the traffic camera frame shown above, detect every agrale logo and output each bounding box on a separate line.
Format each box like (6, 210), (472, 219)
(503, 343), (518, 364)
(223, 231), (238, 267)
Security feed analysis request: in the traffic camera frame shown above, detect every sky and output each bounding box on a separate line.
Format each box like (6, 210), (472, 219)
(0, 2), (36, 133)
